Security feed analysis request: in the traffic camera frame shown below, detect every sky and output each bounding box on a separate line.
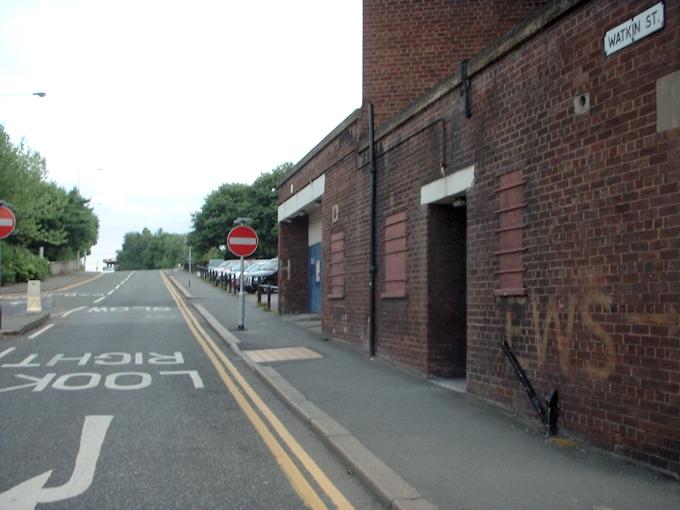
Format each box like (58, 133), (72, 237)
(0, 0), (362, 270)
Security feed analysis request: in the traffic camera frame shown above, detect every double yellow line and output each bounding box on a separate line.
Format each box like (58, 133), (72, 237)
(160, 271), (354, 510)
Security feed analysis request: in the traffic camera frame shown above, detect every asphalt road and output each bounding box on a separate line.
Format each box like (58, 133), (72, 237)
(0, 270), (381, 510)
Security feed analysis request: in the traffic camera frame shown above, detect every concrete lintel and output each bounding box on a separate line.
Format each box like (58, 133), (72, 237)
(277, 174), (325, 222)
(420, 165), (475, 205)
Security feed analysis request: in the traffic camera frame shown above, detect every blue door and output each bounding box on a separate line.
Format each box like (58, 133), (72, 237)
(308, 242), (322, 313)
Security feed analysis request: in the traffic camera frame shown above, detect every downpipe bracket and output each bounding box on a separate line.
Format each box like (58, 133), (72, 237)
(502, 340), (559, 436)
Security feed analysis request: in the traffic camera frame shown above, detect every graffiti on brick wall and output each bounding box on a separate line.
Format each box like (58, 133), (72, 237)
(505, 289), (679, 381)
(505, 290), (616, 380)
(624, 307), (679, 336)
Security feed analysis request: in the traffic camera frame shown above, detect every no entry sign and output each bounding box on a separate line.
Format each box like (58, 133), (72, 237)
(0, 204), (16, 239)
(227, 225), (258, 257)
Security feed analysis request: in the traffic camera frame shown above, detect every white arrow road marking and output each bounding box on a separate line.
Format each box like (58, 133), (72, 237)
(0, 415), (113, 510)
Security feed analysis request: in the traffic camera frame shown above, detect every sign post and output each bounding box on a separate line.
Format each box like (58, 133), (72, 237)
(227, 225), (258, 330)
(0, 203), (17, 330)
(188, 246), (192, 288)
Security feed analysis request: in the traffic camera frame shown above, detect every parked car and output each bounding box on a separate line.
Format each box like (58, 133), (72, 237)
(244, 258), (278, 292)
(215, 260), (240, 283)
(206, 259), (225, 279)
(241, 261), (267, 289)
(228, 259), (255, 289)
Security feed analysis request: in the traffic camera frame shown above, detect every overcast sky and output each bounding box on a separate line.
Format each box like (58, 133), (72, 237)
(0, 0), (362, 270)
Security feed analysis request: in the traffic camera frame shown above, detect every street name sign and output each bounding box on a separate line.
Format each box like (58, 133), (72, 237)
(227, 225), (258, 258)
(0, 204), (16, 239)
(604, 2), (664, 56)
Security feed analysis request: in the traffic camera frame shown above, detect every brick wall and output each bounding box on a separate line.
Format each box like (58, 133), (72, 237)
(282, 0), (680, 476)
(323, 150), (372, 348)
(372, 117), (443, 371)
(454, 0), (680, 475)
(363, 0), (547, 127)
(278, 215), (308, 314)
(278, 117), (360, 316)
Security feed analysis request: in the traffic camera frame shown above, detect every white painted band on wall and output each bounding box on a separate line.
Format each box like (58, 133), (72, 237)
(278, 174), (325, 222)
(420, 165), (475, 205)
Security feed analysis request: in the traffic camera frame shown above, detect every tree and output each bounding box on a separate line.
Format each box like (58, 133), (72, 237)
(116, 228), (186, 270)
(248, 163), (291, 258)
(60, 189), (99, 259)
(0, 124), (100, 282)
(188, 162), (291, 261)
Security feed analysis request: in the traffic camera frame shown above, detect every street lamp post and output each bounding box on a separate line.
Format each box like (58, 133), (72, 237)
(0, 91), (46, 98)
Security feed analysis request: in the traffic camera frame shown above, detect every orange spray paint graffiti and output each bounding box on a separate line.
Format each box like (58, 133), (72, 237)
(506, 291), (616, 380)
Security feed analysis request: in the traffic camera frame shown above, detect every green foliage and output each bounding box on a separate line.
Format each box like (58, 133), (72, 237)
(188, 162), (291, 260)
(0, 243), (50, 285)
(201, 247), (226, 265)
(0, 123), (99, 283)
(116, 228), (187, 270)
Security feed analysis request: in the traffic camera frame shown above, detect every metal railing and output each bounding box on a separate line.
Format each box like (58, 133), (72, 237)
(188, 263), (277, 310)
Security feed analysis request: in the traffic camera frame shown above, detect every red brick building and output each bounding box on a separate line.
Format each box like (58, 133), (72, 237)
(278, 0), (680, 477)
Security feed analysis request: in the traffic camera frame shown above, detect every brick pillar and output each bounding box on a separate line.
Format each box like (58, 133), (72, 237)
(278, 215), (309, 314)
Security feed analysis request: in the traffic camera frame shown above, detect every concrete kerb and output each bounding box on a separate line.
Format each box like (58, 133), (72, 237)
(0, 312), (50, 337)
(168, 275), (193, 299)
(168, 276), (439, 510)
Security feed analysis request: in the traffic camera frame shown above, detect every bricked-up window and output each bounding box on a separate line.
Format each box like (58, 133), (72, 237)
(383, 211), (407, 298)
(329, 231), (345, 299)
(495, 170), (526, 296)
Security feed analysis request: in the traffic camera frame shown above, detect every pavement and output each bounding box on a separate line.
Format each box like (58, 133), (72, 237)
(3, 269), (679, 509)
(0, 271), (102, 337)
(0, 271), (102, 336)
(169, 270), (680, 510)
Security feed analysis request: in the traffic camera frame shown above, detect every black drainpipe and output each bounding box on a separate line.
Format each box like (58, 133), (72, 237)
(368, 103), (377, 358)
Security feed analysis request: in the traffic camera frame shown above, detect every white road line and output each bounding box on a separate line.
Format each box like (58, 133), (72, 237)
(0, 347), (16, 360)
(61, 306), (87, 318)
(93, 296), (105, 304)
(107, 290), (114, 296)
(28, 323), (54, 339)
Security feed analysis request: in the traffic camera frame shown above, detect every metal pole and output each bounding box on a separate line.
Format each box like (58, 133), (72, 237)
(188, 246), (192, 288)
(0, 239), (3, 331)
(368, 102), (377, 357)
(238, 256), (245, 330)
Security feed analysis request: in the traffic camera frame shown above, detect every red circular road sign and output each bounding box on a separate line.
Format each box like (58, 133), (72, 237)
(227, 225), (258, 257)
(0, 205), (16, 239)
